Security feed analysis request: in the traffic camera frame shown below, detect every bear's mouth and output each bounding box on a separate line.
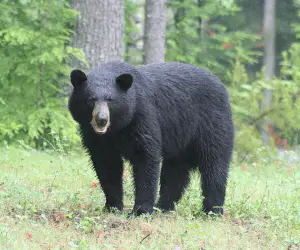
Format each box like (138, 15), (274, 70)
(91, 118), (110, 135)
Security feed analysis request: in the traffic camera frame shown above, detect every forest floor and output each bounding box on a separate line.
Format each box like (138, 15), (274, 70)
(0, 146), (299, 249)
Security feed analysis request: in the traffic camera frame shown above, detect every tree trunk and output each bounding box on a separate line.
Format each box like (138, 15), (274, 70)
(264, 0), (276, 79)
(72, 0), (124, 69)
(143, 0), (166, 64)
(197, 0), (208, 45)
(261, 0), (276, 143)
(200, 18), (208, 44)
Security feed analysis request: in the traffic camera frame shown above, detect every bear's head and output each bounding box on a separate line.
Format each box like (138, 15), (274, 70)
(68, 61), (137, 135)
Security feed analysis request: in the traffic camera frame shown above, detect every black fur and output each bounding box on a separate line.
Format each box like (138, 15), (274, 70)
(68, 61), (234, 216)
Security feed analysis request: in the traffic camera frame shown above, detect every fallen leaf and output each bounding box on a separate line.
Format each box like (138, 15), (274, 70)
(241, 165), (248, 172)
(97, 231), (102, 238)
(89, 180), (99, 188)
(26, 232), (32, 240)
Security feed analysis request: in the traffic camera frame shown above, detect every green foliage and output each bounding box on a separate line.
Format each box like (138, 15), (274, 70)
(227, 56), (263, 157)
(124, 0), (144, 65)
(0, 0), (84, 149)
(125, 0), (140, 62)
(223, 0), (300, 76)
(269, 36), (300, 145)
(228, 36), (300, 154)
(166, 0), (261, 82)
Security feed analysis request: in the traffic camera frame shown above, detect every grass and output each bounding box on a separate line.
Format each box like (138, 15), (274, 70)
(0, 146), (299, 249)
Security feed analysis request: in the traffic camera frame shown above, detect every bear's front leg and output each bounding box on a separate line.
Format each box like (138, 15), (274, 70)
(92, 153), (124, 212)
(131, 154), (160, 216)
(82, 130), (124, 212)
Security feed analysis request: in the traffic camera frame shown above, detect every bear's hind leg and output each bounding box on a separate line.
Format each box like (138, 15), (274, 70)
(157, 159), (191, 211)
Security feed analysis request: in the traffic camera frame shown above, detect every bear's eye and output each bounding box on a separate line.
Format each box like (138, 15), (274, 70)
(87, 98), (96, 107)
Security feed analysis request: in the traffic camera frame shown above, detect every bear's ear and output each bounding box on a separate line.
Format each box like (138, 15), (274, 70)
(116, 73), (133, 91)
(70, 69), (87, 87)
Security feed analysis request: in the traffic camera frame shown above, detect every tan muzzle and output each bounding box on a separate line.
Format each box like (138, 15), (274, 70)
(90, 102), (110, 134)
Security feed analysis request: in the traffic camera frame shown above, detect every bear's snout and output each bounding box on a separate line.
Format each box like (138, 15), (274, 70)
(91, 101), (110, 134)
(95, 115), (108, 127)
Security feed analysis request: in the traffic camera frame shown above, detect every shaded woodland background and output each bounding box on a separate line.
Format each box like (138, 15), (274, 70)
(1, 0), (300, 159)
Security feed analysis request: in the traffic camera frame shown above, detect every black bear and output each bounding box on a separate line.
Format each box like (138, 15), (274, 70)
(68, 61), (234, 216)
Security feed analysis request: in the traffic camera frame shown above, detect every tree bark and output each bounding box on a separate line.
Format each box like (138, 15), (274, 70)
(72, 0), (124, 69)
(261, 0), (276, 143)
(143, 0), (166, 64)
(200, 18), (208, 44)
(197, 0), (208, 45)
(263, 0), (276, 79)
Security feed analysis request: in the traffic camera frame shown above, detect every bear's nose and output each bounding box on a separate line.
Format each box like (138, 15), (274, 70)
(96, 116), (108, 127)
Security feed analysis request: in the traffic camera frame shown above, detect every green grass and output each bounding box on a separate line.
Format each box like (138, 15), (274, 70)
(0, 146), (299, 249)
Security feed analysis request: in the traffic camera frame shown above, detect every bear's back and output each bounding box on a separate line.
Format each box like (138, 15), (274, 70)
(136, 62), (227, 98)
(134, 62), (232, 159)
